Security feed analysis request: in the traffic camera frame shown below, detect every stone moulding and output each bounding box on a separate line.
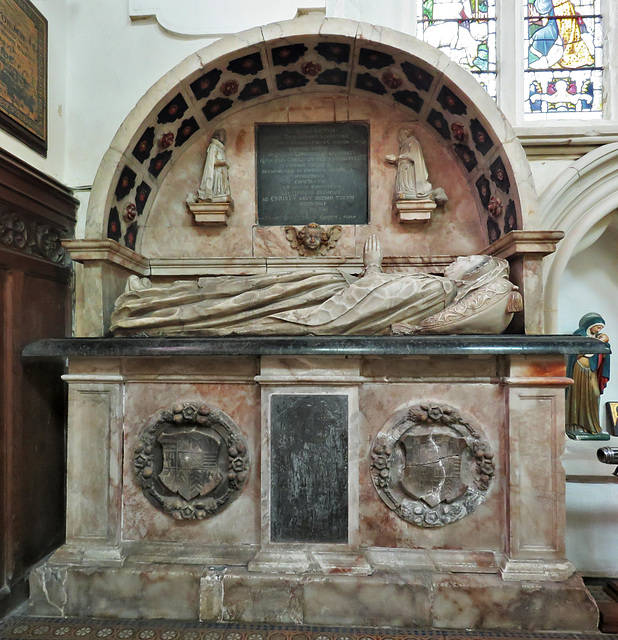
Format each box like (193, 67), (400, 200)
(22, 335), (612, 360)
(134, 401), (250, 520)
(393, 198), (436, 223)
(187, 201), (231, 225)
(371, 402), (494, 527)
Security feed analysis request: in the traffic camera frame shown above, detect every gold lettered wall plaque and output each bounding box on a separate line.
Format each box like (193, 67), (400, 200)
(0, 0), (47, 155)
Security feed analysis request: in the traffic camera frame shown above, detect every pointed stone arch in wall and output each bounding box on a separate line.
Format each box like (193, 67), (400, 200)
(540, 143), (618, 333)
(86, 14), (535, 254)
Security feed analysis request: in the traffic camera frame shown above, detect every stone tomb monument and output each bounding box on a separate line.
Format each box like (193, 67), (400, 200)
(25, 17), (606, 630)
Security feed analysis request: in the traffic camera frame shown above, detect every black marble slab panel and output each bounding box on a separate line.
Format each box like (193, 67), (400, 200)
(22, 336), (611, 360)
(270, 394), (348, 543)
(256, 123), (369, 226)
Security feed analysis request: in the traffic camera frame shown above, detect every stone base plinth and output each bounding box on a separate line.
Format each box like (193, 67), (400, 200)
(393, 199), (436, 223)
(187, 201), (231, 224)
(30, 557), (599, 630)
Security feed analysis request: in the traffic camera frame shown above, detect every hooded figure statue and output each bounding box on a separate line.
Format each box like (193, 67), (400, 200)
(566, 312), (611, 439)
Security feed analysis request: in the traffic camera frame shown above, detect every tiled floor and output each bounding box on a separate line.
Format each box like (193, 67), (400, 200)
(1, 618), (618, 640)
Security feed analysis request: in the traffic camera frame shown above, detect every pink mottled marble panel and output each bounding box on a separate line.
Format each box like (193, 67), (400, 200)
(122, 381), (261, 544)
(142, 95), (483, 261)
(358, 382), (506, 551)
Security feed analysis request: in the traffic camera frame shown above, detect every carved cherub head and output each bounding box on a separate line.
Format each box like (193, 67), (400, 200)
(285, 222), (342, 256)
(299, 223), (328, 252)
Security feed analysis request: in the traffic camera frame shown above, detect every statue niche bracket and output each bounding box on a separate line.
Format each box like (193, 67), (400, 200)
(187, 128), (233, 225)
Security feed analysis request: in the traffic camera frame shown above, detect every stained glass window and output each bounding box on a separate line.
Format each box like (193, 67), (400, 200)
(418, 0), (497, 98)
(525, 0), (603, 118)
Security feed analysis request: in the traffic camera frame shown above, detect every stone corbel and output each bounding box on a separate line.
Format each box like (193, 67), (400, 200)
(187, 201), (232, 225)
(393, 199), (436, 223)
(62, 238), (150, 274)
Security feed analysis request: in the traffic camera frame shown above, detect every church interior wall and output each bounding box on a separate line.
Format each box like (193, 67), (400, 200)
(2, 0), (618, 590)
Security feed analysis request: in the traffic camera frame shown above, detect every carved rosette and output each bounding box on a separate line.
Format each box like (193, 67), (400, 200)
(0, 209), (68, 264)
(134, 402), (250, 520)
(370, 403), (495, 527)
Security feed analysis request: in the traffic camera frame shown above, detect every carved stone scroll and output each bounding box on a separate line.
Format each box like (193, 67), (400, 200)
(134, 402), (249, 520)
(371, 403), (494, 527)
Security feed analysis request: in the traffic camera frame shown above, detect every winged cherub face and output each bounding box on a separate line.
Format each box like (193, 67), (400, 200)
(300, 223), (327, 251)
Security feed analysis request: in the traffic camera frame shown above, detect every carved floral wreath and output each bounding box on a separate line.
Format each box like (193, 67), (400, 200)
(370, 403), (495, 528)
(134, 402), (250, 520)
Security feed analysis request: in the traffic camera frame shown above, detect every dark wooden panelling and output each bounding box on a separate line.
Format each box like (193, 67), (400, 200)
(0, 149), (76, 618)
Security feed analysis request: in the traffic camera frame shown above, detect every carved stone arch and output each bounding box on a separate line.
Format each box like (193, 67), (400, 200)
(86, 15), (535, 253)
(540, 143), (618, 332)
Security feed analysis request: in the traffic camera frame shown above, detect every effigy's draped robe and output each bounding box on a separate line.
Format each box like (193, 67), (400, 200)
(110, 269), (456, 336)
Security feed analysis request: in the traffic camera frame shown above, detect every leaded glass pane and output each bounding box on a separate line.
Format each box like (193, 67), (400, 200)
(524, 0), (603, 118)
(418, 0), (497, 97)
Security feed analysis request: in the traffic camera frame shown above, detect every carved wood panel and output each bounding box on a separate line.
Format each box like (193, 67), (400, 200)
(0, 148), (76, 617)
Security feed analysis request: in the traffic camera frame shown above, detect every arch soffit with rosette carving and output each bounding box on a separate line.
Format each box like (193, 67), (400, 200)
(86, 16), (536, 253)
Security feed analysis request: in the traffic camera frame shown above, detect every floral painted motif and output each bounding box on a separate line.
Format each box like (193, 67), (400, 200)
(359, 48), (395, 69)
(393, 90), (423, 113)
(157, 94), (188, 124)
(314, 42), (350, 64)
(190, 69), (222, 100)
(272, 43), (308, 66)
(355, 73), (387, 95)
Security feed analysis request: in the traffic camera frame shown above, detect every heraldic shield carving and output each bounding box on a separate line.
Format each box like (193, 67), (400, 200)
(134, 402), (249, 520)
(370, 403), (495, 527)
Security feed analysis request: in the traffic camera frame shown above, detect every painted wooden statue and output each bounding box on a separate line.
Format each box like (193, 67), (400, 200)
(566, 312), (611, 440)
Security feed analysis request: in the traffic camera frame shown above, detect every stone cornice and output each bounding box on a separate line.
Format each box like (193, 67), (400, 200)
(484, 230), (565, 259)
(62, 239), (150, 275)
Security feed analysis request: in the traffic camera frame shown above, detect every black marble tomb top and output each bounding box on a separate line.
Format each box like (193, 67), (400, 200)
(22, 335), (611, 359)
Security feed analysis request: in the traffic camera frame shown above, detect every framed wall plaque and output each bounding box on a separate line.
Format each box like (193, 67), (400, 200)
(0, 0), (48, 155)
(256, 123), (369, 226)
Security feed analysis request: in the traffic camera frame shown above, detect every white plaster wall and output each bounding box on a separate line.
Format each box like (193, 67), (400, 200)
(566, 482), (618, 577)
(0, 1), (68, 179)
(558, 215), (618, 429)
(559, 216), (618, 576)
(529, 159), (575, 198)
(63, 1), (218, 235)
